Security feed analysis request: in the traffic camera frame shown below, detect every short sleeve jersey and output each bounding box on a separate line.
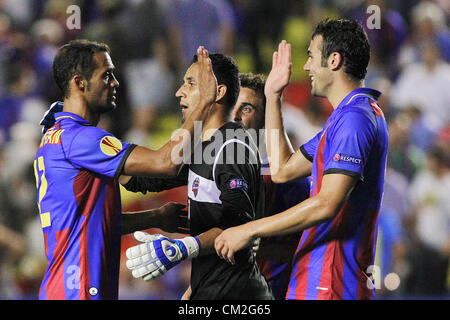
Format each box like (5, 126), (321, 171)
(287, 88), (388, 300)
(34, 112), (135, 300)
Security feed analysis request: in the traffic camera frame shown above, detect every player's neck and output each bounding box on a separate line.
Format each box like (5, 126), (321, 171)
(63, 96), (100, 126)
(327, 76), (364, 109)
(201, 104), (227, 141)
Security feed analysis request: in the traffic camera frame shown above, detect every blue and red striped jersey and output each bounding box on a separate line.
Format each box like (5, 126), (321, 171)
(287, 88), (388, 300)
(34, 112), (135, 300)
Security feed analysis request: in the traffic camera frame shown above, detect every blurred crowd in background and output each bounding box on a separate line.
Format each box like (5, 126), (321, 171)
(0, 0), (448, 300)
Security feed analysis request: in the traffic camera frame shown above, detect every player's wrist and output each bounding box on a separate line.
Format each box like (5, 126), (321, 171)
(245, 221), (259, 241)
(155, 205), (168, 222)
(264, 91), (283, 103)
(177, 236), (201, 259)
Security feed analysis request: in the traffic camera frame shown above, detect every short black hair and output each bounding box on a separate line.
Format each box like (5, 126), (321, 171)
(53, 39), (110, 98)
(312, 18), (370, 81)
(239, 73), (266, 110)
(192, 53), (240, 112)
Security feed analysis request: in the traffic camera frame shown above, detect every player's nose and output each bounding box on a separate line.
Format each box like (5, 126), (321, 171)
(111, 74), (119, 88)
(303, 60), (310, 71)
(232, 108), (241, 122)
(175, 86), (185, 98)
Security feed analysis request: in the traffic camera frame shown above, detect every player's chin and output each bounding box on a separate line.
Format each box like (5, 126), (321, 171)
(105, 99), (117, 110)
(310, 87), (324, 98)
(97, 102), (116, 114)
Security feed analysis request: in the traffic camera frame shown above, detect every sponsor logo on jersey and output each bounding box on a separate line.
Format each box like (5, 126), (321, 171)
(228, 178), (248, 191)
(192, 177), (200, 197)
(333, 153), (361, 164)
(100, 136), (122, 156)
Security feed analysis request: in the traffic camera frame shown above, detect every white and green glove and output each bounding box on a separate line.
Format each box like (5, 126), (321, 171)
(126, 231), (200, 281)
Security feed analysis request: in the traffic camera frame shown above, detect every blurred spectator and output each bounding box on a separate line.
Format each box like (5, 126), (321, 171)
(29, 18), (65, 101)
(375, 167), (410, 296)
(233, 0), (293, 73)
(398, 0), (450, 67)
(386, 112), (417, 179)
(350, 0), (408, 79)
(120, 0), (175, 145)
(0, 0), (33, 29)
(375, 208), (408, 297)
(167, 0), (236, 72)
(0, 63), (37, 145)
(392, 40), (450, 150)
(405, 146), (450, 296)
(0, 222), (26, 298)
(0, 0), (448, 300)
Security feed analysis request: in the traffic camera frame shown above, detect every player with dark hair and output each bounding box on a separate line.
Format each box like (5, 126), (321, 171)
(233, 73), (266, 131)
(215, 18), (389, 300)
(34, 39), (217, 300)
(233, 73), (311, 300)
(124, 55), (273, 300)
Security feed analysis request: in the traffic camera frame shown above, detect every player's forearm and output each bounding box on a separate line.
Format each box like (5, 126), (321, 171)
(121, 209), (163, 235)
(196, 227), (224, 256)
(264, 93), (295, 175)
(246, 194), (337, 240)
(157, 102), (211, 172)
(248, 174), (356, 239)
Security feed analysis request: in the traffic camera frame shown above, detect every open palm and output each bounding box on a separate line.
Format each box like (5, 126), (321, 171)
(197, 46), (218, 106)
(265, 40), (293, 97)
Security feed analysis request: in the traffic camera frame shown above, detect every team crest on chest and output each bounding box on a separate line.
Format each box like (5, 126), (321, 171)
(192, 177), (200, 197)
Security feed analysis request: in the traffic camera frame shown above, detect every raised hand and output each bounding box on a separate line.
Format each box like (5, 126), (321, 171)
(264, 40), (293, 98)
(196, 46), (218, 108)
(214, 224), (254, 265)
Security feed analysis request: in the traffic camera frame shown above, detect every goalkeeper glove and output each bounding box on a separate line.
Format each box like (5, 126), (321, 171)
(40, 101), (63, 134)
(126, 231), (200, 281)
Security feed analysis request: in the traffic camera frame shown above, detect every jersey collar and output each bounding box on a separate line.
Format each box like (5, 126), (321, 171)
(54, 112), (91, 125)
(337, 87), (381, 109)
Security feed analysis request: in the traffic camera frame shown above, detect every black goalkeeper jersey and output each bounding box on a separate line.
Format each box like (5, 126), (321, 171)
(124, 122), (273, 300)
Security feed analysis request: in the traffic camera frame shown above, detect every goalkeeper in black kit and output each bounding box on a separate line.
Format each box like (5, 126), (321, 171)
(124, 53), (273, 300)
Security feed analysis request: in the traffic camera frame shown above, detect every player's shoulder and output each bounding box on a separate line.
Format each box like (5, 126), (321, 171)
(212, 122), (260, 167)
(61, 121), (111, 142)
(346, 95), (378, 112)
(59, 122), (123, 160)
(333, 104), (377, 134)
(221, 122), (259, 151)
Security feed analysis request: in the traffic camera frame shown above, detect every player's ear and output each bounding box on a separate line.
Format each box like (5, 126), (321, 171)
(216, 84), (227, 103)
(73, 75), (86, 92)
(328, 52), (342, 71)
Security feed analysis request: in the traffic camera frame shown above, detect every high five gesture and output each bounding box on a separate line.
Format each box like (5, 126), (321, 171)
(265, 40), (292, 98)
